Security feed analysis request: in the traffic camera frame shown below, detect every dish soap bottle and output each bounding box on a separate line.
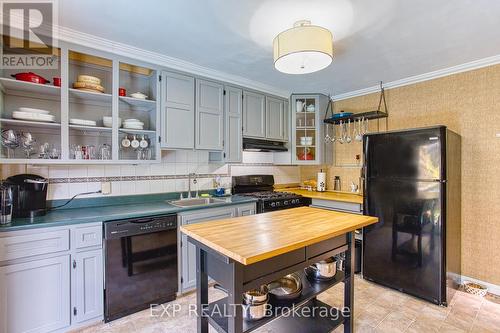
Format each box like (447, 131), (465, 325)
(214, 176), (225, 196)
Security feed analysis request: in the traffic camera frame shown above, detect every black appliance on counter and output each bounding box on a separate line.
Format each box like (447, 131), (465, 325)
(5, 174), (48, 218)
(363, 126), (461, 306)
(232, 175), (311, 213)
(104, 214), (178, 322)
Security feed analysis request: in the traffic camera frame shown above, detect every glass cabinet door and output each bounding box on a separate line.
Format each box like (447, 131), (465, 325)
(294, 96), (318, 164)
(118, 62), (158, 162)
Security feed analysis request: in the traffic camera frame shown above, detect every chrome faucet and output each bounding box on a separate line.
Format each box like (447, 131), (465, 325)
(187, 173), (198, 199)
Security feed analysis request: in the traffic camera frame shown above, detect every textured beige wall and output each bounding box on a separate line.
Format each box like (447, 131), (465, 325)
(300, 64), (500, 285)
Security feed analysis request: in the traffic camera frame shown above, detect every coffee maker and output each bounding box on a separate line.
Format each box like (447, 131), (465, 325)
(6, 174), (48, 218)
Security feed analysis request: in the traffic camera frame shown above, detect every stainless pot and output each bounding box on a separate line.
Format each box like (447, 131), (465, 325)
(307, 257), (337, 279)
(267, 273), (302, 301)
(243, 285), (269, 304)
(242, 297), (269, 321)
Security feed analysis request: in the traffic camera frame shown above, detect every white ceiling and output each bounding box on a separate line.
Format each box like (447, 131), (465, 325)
(59, 0), (500, 96)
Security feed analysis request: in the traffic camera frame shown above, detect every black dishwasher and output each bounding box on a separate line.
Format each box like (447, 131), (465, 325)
(104, 214), (177, 322)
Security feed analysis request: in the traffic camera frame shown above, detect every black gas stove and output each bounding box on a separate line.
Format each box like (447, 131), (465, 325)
(232, 175), (311, 213)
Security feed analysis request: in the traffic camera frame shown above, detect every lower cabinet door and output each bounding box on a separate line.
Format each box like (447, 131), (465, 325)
(180, 208), (236, 292)
(72, 249), (104, 324)
(0, 255), (71, 333)
(236, 203), (256, 216)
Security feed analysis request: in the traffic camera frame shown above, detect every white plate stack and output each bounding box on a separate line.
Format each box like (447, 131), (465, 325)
(69, 118), (97, 126)
(12, 107), (55, 122)
(123, 119), (144, 130)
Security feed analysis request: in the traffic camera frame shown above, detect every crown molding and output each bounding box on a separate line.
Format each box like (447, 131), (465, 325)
(332, 54), (500, 101)
(56, 26), (290, 98)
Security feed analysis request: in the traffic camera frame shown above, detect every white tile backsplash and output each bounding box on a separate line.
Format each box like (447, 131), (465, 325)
(87, 165), (105, 177)
(175, 179), (188, 192)
(49, 166), (69, 178)
(175, 150), (188, 163)
(120, 181), (136, 195)
(187, 150), (198, 163)
(175, 163), (188, 175)
(69, 183), (88, 197)
(105, 165), (121, 177)
(150, 179), (166, 193)
(120, 165), (135, 177)
(135, 165), (151, 177)
(135, 180), (150, 194)
(48, 183), (69, 199)
(68, 166), (88, 178)
(1, 150), (300, 199)
(26, 165), (49, 178)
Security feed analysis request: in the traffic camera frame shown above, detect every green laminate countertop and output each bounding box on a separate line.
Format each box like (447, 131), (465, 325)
(0, 194), (257, 232)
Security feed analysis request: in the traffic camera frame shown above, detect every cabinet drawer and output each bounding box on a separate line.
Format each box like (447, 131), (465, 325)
(73, 225), (102, 249)
(243, 248), (305, 283)
(0, 229), (70, 262)
(306, 235), (347, 260)
(310, 199), (363, 214)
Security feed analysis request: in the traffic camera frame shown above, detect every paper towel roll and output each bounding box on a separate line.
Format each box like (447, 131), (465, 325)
(317, 171), (326, 192)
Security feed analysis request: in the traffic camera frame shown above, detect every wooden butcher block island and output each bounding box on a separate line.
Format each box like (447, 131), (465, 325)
(181, 207), (378, 333)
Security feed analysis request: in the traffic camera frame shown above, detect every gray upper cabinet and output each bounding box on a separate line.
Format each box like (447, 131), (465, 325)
(266, 96), (285, 141)
(243, 91), (266, 138)
(0, 255), (71, 333)
(195, 79), (224, 150)
(224, 86), (243, 163)
(160, 71), (195, 149)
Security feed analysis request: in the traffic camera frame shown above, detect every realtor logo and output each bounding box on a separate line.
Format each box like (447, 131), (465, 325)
(1, 0), (58, 69)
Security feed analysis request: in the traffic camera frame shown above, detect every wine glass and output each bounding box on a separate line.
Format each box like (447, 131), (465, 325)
(20, 132), (36, 159)
(1, 129), (19, 158)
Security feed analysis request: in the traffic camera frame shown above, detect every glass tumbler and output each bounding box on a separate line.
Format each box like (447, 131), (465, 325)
(0, 183), (13, 225)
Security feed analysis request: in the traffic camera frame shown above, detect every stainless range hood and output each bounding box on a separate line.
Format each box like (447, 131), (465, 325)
(243, 138), (288, 152)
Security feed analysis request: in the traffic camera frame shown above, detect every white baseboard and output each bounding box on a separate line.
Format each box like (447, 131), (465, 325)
(461, 275), (500, 296)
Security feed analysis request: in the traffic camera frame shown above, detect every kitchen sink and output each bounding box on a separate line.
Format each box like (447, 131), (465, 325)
(168, 197), (229, 208)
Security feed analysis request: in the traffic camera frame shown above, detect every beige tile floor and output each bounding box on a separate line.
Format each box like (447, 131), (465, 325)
(74, 277), (500, 333)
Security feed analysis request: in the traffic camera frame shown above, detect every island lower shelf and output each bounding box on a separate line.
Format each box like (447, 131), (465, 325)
(205, 270), (347, 333)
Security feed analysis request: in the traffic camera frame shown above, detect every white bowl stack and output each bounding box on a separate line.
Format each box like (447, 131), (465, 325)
(12, 107), (55, 122)
(300, 136), (313, 146)
(103, 116), (122, 128)
(123, 119), (144, 130)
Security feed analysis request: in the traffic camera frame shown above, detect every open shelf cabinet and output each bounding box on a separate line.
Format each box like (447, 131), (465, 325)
(0, 48), (62, 161)
(118, 61), (159, 162)
(1, 44), (160, 164)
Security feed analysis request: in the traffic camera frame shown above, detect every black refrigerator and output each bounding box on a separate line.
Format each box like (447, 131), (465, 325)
(362, 126), (461, 306)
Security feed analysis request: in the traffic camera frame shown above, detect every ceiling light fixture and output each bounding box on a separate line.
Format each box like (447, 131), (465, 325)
(273, 20), (333, 74)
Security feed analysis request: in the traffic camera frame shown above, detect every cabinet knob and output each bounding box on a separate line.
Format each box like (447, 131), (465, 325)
(72, 260), (76, 269)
